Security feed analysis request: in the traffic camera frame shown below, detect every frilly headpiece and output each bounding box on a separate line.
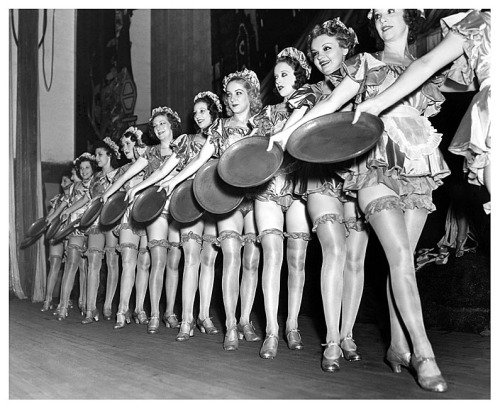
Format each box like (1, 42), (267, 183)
(322, 18), (359, 46)
(123, 126), (143, 141)
(73, 152), (96, 165)
(277, 47), (312, 80)
(194, 91), (223, 112)
(222, 68), (260, 93)
(367, 9), (425, 20)
(103, 137), (121, 160)
(149, 106), (182, 124)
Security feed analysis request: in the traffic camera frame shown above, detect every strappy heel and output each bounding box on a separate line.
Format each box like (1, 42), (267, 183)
(163, 313), (180, 328)
(114, 310), (132, 329)
(286, 329), (304, 350)
(237, 321), (261, 342)
(340, 336), (362, 361)
(411, 356), (448, 392)
(223, 326), (239, 351)
(260, 334), (279, 359)
(197, 317), (219, 335)
(147, 315), (160, 334)
(176, 320), (195, 341)
(81, 309), (100, 324)
(133, 310), (149, 325)
(41, 301), (53, 312)
(386, 346), (411, 373)
(56, 307), (68, 321)
(321, 341), (342, 372)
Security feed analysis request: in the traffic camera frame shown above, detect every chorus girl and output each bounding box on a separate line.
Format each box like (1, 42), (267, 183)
(81, 138), (120, 324)
(269, 19), (369, 370)
(102, 106), (182, 331)
(55, 153), (97, 320)
(249, 47), (313, 359)
(41, 168), (79, 312)
(158, 69), (263, 351)
(127, 91), (223, 340)
(108, 127), (151, 327)
(271, 10), (449, 392)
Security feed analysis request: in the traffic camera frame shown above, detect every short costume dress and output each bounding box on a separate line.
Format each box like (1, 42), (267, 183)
(442, 10), (491, 190)
(339, 52), (451, 218)
(47, 189), (70, 247)
(249, 101), (303, 212)
(171, 132), (218, 247)
(207, 117), (255, 217)
(66, 178), (93, 238)
(288, 78), (367, 233)
(85, 169), (118, 235)
(133, 143), (179, 222)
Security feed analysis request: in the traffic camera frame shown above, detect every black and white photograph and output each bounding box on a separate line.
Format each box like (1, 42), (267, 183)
(6, 3), (493, 402)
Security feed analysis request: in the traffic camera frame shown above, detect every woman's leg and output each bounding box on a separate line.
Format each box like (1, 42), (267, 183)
(114, 229), (141, 327)
(57, 235), (86, 319)
(284, 200), (311, 344)
(83, 233), (106, 323)
(340, 200), (369, 357)
(254, 200), (284, 341)
(146, 216), (169, 333)
(78, 254), (87, 314)
(358, 185), (443, 382)
(135, 235), (151, 319)
(164, 221), (181, 328)
(239, 210), (260, 329)
(42, 242), (65, 311)
(177, 221), (204, 340)
(217, 211), (244, 350)
(103, 230), (119, 318)
(198, 218), (219, 334)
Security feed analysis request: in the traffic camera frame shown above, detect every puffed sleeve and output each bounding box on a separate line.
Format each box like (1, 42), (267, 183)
(133, 144), (150, 161)
(249, 106), (273, 136)
(206, 118), (224, 158)
(287, 84), (319, 110)
(441, 10), (490, 85)
(171, 134), (190, 158)
(49, 193), (62, 210)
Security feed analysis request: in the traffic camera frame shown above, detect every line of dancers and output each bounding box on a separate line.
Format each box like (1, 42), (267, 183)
(39, 9), (490, 394)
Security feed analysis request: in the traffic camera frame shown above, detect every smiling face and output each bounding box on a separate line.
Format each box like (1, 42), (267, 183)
(79, 160), (94, 181)
(120, 136), (136, 160)
(152, 114), (173, 141)
(310, 34), (348, 76)
(193, 101), (212, 130)
(274, 61), (297, 99)
(372, 9), (408, 43)
(94, 147), (110, 168)
(225, 80), (250, 115)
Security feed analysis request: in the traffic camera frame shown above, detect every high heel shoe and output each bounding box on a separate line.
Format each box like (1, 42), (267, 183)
(197, 317), (219, 335)
(260, 334), (279, 359)
(78, 301), (85, 316)
(147, 315), (160, 334)
(81, 309), (100, 324)
(237, 322), (261, 342)
(340, 336), (362, 361)
(411, 355), (448, 393)
(223, 326), (239, 351)
(56, 307), (68, 321)
(455, 237), (477, 258)
(114, 310), (132, 329)
(102, 307), (112, 321)
(41, 301), (53, 312)
(133, 310), (149, 325)
(385, 347), (411, 373)
(163, 313), (180, 328)
(321, 342), (342, 372)
(176, 320), (195, 341)
(286, 329), (304, 350)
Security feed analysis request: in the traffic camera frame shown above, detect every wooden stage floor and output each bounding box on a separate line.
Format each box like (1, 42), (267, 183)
(9, 297), (490, 400)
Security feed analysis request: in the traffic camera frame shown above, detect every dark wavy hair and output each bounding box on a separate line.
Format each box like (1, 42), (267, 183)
(94, 140), (120, 169)
(148, 110), (183, 142)
(368, 9), (425, 49)
(307, 20), (358, 61)
(193, 95), (221, 129)
(121, 128), (142, 145)
(222, 77), (263, 117)
(74, 156), (97, 179)
(273, 55), (308, 95)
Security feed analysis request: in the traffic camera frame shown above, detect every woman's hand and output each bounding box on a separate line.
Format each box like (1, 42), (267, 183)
(352, 99), (383, 124)
(266, 130), (290, 152)
(125, 187), (138, 203)
(101, 191), (112, 204)
(60, 210), (69, 221)
(156, 179), (177, 196)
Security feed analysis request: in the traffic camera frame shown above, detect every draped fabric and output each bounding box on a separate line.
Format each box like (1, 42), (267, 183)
(10, 10), (46, 301)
